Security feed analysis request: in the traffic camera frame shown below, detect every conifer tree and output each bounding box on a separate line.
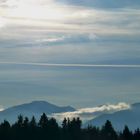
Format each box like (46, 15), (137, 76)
(38, 113), (48, 128)
(101, 120), (117, 140)
(122, 125), (133, 140)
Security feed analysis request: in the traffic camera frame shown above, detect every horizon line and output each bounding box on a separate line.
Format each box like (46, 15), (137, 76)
(0, 62), (140, 68)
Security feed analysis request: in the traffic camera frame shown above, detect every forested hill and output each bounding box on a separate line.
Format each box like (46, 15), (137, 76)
(0, 113), (140, 140)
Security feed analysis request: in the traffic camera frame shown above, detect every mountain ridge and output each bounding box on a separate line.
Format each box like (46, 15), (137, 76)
(0, 100), (75, 122)
(85, 103), (140, 130)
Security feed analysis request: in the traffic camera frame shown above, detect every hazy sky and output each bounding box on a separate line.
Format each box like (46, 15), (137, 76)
(0, 0), (140, 109)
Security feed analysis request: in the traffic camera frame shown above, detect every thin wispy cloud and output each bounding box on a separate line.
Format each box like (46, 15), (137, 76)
(0, 62), (140, 68)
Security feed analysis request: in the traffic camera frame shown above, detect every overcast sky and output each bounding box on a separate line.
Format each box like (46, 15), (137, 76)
(0, 0), (140, 109)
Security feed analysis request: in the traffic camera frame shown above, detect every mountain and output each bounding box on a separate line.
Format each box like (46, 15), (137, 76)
(85, 103), (140, 130)
(0, 101), (75, 123)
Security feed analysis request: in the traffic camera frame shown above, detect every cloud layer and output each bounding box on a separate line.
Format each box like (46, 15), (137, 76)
(1, 0), (140, 35)
(53, 103), (130, 122)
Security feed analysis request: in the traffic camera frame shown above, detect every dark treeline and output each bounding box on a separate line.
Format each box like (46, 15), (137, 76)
(0, 113), (140, 140)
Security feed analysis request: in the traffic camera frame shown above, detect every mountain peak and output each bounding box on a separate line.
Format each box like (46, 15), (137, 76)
(0, 101), (76, 123)
(30, 100), (57, 107)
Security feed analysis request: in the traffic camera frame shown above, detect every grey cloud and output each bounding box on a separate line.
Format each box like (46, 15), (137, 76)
(2, 0), (140, 9)
(0, 32), (98, 48)
(0, 0), (6, 4)
(34, 34), (97, 46)
(0, 33), (140, 65)
(1, 7), (140, 38)
(58, 0), (140, 9)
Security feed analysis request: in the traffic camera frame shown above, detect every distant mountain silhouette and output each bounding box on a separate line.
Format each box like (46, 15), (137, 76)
(1, 101), (140, 130)
(85, 103), (140, 130)
(0, 101), (75, 122)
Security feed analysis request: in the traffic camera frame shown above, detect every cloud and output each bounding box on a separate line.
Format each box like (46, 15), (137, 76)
(0, 17), (7, 28)
(1, 62), (140, 68)
(0, 105), (4, 111)
(0, 0), (140, 39)
(0, 0), (55, 7)
(58, 0), (140, 9)
(35, 36), (66, 44)
(0, 0), (140, 65)
(3, 0), (140, 9)
(1, 6), (140, 38)
(52, 103), (130, 122)
(34, 33), (97, 45)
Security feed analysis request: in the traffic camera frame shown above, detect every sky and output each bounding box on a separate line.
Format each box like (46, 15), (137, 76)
(0, 0), (140, 109)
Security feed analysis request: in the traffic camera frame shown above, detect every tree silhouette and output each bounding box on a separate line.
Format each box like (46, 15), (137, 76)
(38, 113), (48, 128)
(0, 114), (139, 140)
(14, 115), (24, 128)
(30, 116), (36, 128)
(101, 120), (117, 140)
(48, 118), (60, 140)
(122, 125), (133, 140)
(62, 118), (67, 130)
(85, 125), (100, 140)
(38, 113), (49, 139)
(0, 120), (11, 140)
(134, 128), (140, 140)
(23, 117), (29, 128)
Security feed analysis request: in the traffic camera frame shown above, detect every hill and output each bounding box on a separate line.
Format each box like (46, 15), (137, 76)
(85, 103), (140, 130)
(0, 101), (75, 122)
